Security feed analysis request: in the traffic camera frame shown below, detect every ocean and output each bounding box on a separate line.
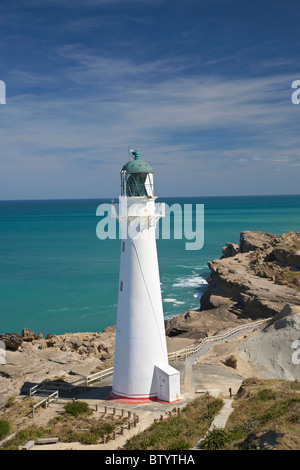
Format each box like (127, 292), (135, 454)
(1, 195), (300, 336)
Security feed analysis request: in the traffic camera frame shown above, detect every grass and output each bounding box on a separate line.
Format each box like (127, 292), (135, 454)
(0, 400), (127, 450)
(2, 379), (299, 450)
(124, 393), (224, 450)
(282, 270), (300, 281)
(0, 396), (36, 432)
(201, 378), (300, 450)
(4, 397), (15, 409)
(274, 269), (300, 290)
(291, 242), (300, 253)
(0, 420), (10, 439)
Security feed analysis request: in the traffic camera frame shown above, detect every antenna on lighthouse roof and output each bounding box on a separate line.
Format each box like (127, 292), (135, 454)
(129, 148), (140, 160)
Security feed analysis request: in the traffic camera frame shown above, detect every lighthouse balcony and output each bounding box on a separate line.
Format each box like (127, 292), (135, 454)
(112, 200), (165, 219)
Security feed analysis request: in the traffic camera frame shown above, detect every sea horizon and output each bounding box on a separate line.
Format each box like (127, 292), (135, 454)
(1, 193), (300, 202)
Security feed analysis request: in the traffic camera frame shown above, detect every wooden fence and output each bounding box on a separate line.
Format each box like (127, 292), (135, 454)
(31, 391), (59, 417)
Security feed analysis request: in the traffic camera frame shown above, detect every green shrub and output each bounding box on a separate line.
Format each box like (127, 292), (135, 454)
(64, 401), (92, 417)
(0, 420), (10, 439)
(97, 422), (115, 437)
(201, 428), (232, 450)
(80, 432), (99, 445)
(4, 397), (15, 408)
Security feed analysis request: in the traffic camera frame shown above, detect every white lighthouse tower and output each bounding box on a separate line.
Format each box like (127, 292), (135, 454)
(111, 149), (180, 403)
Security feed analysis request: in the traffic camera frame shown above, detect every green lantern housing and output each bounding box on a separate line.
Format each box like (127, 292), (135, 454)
(121, 150), (154, 197)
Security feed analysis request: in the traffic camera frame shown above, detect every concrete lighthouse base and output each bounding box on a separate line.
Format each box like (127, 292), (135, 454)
(109, 392), (181, 405)
(110, 363), (181, 404)
(109, 391), (159, 404)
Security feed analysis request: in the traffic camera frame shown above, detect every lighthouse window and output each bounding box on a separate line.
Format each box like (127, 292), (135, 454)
(120, 281), (123, 291)
(122, 241), (125, 252)
(126, 173), (154, 197)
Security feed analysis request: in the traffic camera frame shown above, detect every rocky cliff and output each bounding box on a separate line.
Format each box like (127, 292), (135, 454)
(200, 230), (300, 318)
(165, 230), (300, 382)
(165, 231), (300, 339)
(240, 304), (300, 381)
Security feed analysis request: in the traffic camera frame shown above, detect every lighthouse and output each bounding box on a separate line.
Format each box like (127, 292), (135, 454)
(111, 149), (181, 403)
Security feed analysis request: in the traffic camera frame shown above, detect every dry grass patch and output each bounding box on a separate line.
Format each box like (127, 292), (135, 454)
(124, 393), (224, 450)
(1, 400), (127, 450)
(203, 378), (300, 450)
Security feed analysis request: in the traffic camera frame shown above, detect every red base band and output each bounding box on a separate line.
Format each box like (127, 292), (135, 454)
(109, 390), (157, 403)
(109, 390), (181, 404)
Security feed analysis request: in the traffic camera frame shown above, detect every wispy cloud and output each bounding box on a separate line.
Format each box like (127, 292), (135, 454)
(1, 1), (300, 198)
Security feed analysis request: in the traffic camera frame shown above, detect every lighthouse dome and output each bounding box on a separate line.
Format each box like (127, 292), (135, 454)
(121, 150), (154, 197)
(122, 151), (153, 174)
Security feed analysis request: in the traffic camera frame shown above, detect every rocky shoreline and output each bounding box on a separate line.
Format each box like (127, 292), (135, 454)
(1, 230), (300, 407)
(166, 230), (300, 335)
(165, 230), (300, 382)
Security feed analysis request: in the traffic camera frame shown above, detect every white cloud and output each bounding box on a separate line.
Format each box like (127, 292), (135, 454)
(1, 46), (300, 199)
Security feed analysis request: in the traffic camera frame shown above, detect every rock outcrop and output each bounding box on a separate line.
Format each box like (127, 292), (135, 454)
(0, 327), (116, 407)
(200, 231), (300, 319)
(240, 304), (300, 381)
(165, 231), (300, 342)
(166, 231), (300, 382)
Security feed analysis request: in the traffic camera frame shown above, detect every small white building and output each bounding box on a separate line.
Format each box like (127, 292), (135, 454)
(111, 150), (181, 403)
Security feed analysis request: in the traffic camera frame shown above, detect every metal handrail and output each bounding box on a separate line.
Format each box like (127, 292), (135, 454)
(167, 318), (269, 361)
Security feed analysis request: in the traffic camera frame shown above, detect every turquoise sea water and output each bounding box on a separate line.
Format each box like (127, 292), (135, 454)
(0, 195), (300, 336)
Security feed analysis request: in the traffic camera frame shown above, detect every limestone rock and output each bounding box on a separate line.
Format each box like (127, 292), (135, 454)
(200, 231), (300, 319)
(0, 327), (117, 407)
(240, 304), (300, 381)
(222, 354), (237, 369)
(239, 231), (278, 253)
(0, 333), (23, 350)
(22, 328), (36, 342)
(222, 242), (240, 258)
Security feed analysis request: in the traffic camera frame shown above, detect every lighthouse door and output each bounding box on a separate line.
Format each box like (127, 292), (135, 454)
(158, 373), (168, 402)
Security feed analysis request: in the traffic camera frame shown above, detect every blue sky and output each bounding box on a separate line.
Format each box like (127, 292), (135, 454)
(1, 0), (300, 199)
